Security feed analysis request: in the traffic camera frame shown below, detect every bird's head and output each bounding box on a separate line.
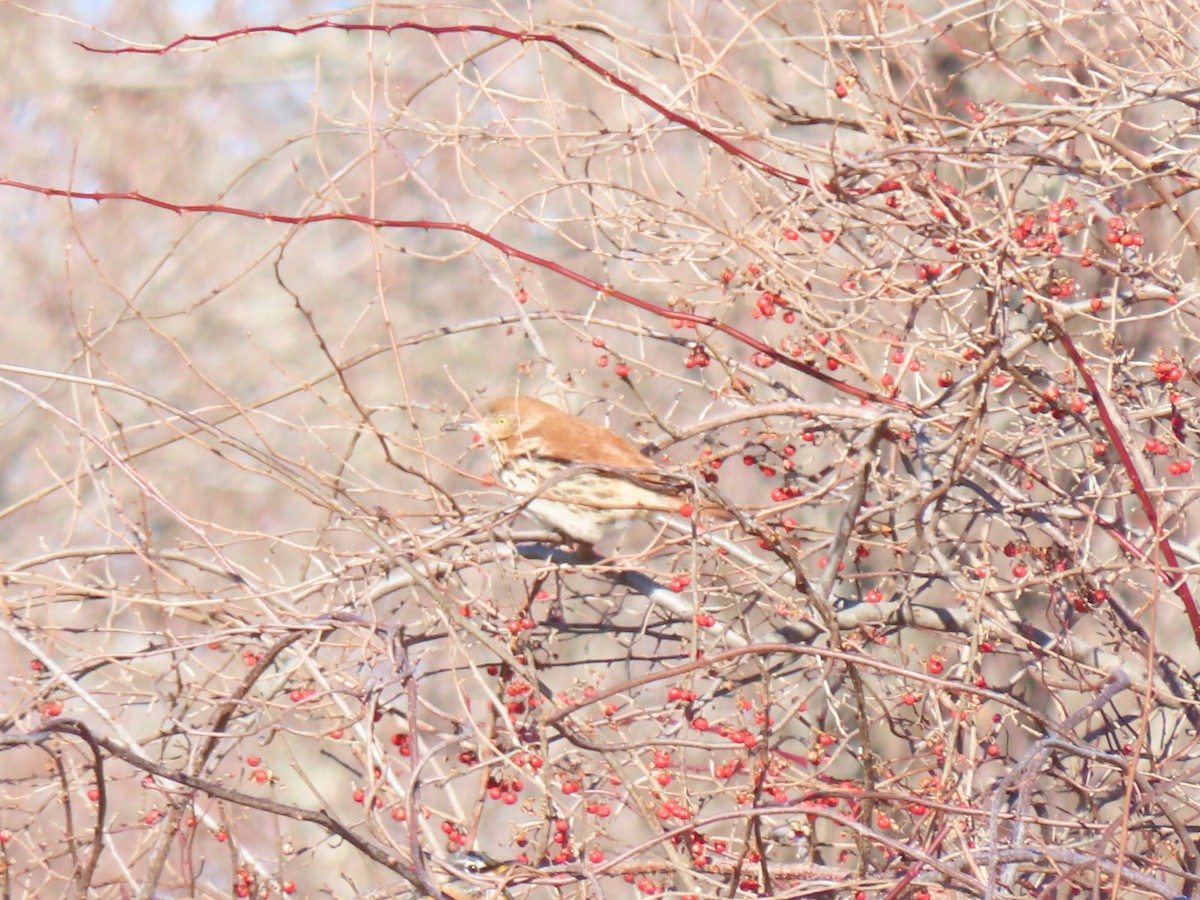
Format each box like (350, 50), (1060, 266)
(436, 850), (513, 899)
(445, 396), (560, 448)
(444, 848), (508, 875)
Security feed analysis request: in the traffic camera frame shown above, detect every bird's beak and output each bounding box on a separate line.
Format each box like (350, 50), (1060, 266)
(442, 413), (482, 434)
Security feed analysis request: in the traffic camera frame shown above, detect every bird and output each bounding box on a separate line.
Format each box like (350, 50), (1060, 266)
(400, 849), (514, 899)
(451, 395), (701, 547)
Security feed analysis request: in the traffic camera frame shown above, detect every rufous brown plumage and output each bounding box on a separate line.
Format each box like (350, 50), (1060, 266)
(459, 395), (695, 545)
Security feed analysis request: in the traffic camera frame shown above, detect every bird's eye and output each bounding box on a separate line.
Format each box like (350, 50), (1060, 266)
(454, 852), (493, 872)
(494, 416), (508, 426)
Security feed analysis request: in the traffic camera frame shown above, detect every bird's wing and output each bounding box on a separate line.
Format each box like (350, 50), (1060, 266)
(548, 421), (690, 494)
(547, 419), (661, 469)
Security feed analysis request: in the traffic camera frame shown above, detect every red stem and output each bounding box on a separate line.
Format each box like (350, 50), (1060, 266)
(1049, 316), (1200, 648)
(77, 20), (814, 187)
(0, 178), (882, 400)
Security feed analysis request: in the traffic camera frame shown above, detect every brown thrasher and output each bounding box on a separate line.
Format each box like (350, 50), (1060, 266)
(453, 395), (700, 546)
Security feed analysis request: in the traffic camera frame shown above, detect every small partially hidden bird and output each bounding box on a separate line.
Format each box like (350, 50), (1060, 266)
(401, 849), (513, 899)
(451, 395), (702, 547)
